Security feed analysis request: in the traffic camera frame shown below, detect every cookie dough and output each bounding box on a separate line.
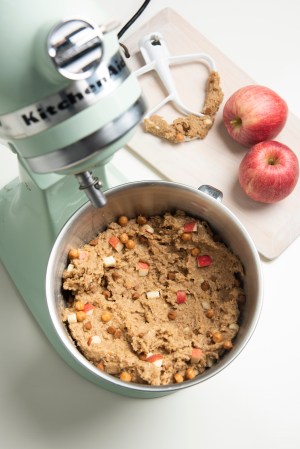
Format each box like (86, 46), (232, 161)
(143, 71), (224, 143)
(62, 211), (245, 386)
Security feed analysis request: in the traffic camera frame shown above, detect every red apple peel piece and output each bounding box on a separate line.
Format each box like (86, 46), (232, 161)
(87, 335), (101, 346)
(108, 236), (124, 252)
(136, 261), (149, 276)
(78, 250), (89, 260)
(176, 290), (187, 304)
(183, 221), (197, 232)
(197, 255), (212, 267)
(146, 353), (163, 367)
(191, 348), (203, 363)
(142, 224), (154, 234)
(83, 303), (95, 315)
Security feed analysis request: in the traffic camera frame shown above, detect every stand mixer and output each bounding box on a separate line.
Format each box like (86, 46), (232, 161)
(0, 0), (147, 392)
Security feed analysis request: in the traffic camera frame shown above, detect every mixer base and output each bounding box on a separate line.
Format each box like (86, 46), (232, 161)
(0, 156), (170, 398)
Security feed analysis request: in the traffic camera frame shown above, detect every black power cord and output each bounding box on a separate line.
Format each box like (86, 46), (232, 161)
(118, 0), (152, 57)
(118, 0), (152, 39)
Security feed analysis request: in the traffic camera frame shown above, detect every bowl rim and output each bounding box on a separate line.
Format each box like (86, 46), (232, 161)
(46, 180), (263, 393)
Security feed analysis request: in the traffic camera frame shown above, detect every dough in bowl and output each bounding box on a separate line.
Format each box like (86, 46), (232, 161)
(62, 210), (245, 386)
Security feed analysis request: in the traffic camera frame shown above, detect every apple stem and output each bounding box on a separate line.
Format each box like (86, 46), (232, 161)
(229, 117), (242, 128)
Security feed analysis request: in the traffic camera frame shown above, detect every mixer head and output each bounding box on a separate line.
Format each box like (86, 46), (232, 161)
(0, 0), (146, 206)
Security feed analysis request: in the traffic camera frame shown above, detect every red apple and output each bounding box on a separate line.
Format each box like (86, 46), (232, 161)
(223, 85), (288, 147)
(239, 141), (299, 203)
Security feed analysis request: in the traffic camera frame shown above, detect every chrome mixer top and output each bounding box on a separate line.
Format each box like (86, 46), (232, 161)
(48, 18), (120, 81)
(0, 13), (146, 208)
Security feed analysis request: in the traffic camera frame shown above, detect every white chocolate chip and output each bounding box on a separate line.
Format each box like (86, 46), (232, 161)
(146, 290), (160, 299)
(90, 335), (101, 345)
(206, 357), (214, 368)
(201, 301), (211, 310)
(103, 256), (116, 267)
(67, 312), (77, 323)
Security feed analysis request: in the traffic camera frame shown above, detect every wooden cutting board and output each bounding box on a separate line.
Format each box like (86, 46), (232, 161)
(123, 8), (300, 260)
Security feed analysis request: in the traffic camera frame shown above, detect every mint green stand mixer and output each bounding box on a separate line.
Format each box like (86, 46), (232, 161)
(0, 0), (150, 396)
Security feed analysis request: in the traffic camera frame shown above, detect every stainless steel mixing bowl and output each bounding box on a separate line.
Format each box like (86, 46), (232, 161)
(46, 181), (263, 398)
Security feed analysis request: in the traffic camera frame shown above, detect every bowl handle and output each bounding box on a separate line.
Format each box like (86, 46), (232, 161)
(198, 185), (223, 202)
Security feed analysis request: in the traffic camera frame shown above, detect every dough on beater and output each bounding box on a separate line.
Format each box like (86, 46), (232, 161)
(143, 71), (224, 143)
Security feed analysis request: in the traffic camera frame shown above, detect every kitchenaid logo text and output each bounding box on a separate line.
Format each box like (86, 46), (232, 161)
(21, 56), (128, 127)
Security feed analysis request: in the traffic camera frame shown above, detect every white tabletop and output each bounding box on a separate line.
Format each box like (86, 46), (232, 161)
(1, 1), (299, 448)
